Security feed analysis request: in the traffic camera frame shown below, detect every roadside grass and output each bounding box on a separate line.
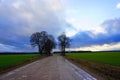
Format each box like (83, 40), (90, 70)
(66, 52), (120, 80)
(0, 54), (40, 68)
(0, 54), (44, 74)
(66, 52), (120, 66)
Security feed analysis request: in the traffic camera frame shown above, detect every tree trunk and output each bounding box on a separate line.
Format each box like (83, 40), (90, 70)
(63, 47), (65, 56)
(61, 46), (65, 56)
(38, 45), (41, 55)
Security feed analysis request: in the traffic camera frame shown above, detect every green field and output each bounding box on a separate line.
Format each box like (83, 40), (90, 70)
(0, 54), (40, 68)
(66, 52), (120, 66)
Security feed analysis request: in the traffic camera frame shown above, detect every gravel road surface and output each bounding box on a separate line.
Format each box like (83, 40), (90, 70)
(0, 55), (97, 80)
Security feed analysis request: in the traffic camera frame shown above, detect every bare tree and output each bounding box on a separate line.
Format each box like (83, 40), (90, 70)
(43, 35), (55, 55)
(30, 32), (41, 53)
(30, 31), (55, 55)
(58, 33), (70, 56)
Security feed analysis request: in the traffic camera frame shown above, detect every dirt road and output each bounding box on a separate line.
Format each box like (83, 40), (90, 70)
(0, 55), (96, 80)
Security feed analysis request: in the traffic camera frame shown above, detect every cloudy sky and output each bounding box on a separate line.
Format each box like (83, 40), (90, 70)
(0, 0), (120, 52)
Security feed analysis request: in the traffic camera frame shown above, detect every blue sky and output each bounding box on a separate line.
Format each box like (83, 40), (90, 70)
(0, 0), (120, 52)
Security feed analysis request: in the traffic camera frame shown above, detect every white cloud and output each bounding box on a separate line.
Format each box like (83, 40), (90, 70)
(0, 0), (70, 37)
(91, 26), (107, 36)
(46, 0), (64, 11)
(12, 1), (22, 9)
(88, 18), (120, 38)
(78, 42), (120, 51)
(0, 43), (16, 52)
(66, 18), (82, 31)
(116, 3), (120, 9)
(65, 28), (77, 37)
(1, 0), (120, 52)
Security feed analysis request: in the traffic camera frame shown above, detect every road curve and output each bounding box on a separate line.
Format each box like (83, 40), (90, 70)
(0, 55), (97, 80)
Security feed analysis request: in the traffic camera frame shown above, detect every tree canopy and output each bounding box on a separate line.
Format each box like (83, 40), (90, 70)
(30, 31), (55, 55)
(58, 33), (70, 56)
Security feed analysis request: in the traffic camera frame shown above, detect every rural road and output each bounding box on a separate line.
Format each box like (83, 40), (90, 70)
(0, 55), (96, 80)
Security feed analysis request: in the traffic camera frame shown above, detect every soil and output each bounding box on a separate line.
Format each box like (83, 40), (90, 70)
(66, 57), (120, 80)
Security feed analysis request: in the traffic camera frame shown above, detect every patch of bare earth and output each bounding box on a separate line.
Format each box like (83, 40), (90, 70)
(66, 57), (120, 80)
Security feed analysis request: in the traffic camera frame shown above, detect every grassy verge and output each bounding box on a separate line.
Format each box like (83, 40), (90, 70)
(66, 52), (120, 80)
(0, 54), (46, 74)
(66, 52), (120, 66)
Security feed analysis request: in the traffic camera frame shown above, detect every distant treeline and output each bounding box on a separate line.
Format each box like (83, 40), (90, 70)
(0, 52), (39, 55)
(54, 50), (120, 54)
(0, 51), (92, 55)
(96, 50), (120, 52)
(0, 50), (120, 55)
(54, 51), (92, 54)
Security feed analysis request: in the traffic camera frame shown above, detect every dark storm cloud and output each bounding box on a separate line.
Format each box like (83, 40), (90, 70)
(0, 0), (120, 52)
(72, 18), (120, 48)
(0, 0), (72, 52)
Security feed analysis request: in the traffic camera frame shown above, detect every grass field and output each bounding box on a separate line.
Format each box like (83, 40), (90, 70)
(66, 52), (120, 66)
(66, 52), (120, 80)
(0, 54), (40, 68)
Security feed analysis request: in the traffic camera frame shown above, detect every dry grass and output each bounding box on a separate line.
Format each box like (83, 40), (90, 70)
(66, 57), (120, 80)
